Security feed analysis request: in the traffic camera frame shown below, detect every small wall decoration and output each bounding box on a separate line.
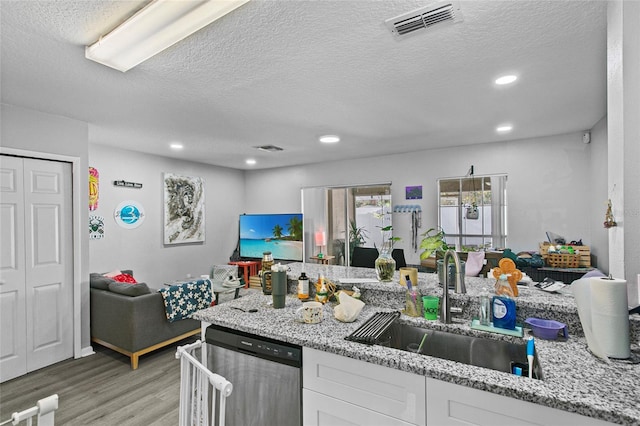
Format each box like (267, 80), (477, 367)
(405, 185), (422, 200)
(89, 215), (105, 239)
(89, 167), (99, 210)
(113, 180), (143, 188)
(114, 200), (146, 229)
(163, 173), (205, 244)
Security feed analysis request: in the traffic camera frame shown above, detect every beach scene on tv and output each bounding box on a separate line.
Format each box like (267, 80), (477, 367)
(239, 214), (303, 261)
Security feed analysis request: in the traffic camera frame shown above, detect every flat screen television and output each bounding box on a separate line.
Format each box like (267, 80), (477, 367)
(239, 213), (303, 261)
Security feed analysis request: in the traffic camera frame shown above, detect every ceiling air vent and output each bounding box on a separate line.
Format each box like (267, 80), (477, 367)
(254, 145), (284, 152)
(385, 2), (463, 38)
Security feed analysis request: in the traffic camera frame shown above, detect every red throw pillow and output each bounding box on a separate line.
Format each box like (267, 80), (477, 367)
(112, 273), (137, 284)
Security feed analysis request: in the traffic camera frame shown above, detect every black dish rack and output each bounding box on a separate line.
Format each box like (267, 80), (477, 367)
(345, 311), (400, 345)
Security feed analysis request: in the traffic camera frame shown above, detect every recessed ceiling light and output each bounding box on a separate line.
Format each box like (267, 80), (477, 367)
(170, 143), (183, 150)
(319, 135), (340, 143)
(495, 75), (518, 85)
(496, 125), (513, 133)
(246, 159), (256, 165)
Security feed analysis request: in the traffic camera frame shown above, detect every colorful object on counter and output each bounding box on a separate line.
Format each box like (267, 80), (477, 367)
(492, 258), (521, 296)
(403, 275), (420, 317)
(297, 272), (310, 300)
(527, 336), (535, 379)
(89, 167), (99, 211)
(315, 275), (337, 304)
(422, 296), (439, 320)
(525, 317), (569, 340)
(492, 274), (517, 330)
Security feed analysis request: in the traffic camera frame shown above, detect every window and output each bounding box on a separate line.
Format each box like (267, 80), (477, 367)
(438, 175), (507, 250)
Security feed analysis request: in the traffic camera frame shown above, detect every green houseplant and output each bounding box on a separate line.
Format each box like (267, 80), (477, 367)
(419, 227), (449, 261)
(348, 220), (368, 259)
(375, 225), (401, 282)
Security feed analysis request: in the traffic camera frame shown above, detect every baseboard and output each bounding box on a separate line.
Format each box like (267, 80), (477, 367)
(81, 346), (96, 358)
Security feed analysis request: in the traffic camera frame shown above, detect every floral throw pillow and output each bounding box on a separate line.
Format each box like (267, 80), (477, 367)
(159, 279), (212, 322)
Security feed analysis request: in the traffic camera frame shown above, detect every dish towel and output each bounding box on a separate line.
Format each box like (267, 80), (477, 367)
(465, 251), (485, 277)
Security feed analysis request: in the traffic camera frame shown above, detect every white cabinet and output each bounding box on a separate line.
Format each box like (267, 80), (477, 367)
(303, 347), (426, 426)
(303, 348), (615, 426)
(304, 389), (415, 426)
(426, 378), (615, 426)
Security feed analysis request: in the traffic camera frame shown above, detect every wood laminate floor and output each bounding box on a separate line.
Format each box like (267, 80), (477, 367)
(0, 336), (199, 425)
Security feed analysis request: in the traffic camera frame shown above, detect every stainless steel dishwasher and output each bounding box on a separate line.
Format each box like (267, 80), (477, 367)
(205, 324), (302, 426)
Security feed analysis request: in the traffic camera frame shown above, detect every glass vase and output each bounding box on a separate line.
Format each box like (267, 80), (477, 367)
(375, 243), (396, 282)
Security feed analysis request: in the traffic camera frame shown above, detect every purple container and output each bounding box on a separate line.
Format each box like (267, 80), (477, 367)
(524, 317), (569, 340)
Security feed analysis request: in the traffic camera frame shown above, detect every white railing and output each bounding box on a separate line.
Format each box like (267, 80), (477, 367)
(175, 340), (233, 426)
(0, 394), (58, 426)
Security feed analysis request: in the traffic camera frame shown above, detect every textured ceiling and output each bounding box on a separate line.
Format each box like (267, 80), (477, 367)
(1, 1), (607, 170)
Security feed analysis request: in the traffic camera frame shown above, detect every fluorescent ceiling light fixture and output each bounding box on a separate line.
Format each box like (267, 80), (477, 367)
(319, 135), (340, 143)
(496, 125), (513, 133)
(495, 75), (518, 85)
(246, 159), (256, 165)
(86, 0), (250, 72)
(170, 143), (184, 150)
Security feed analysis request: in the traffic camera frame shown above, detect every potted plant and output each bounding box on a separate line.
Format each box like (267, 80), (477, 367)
(419, 227), (449, 261)
(375, 225), (401, 282)
(419, 228), (464, 284)
(348, 220), (368, 259)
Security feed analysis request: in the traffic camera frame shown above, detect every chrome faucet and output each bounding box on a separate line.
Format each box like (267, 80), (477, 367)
(441, 249), (466, 324)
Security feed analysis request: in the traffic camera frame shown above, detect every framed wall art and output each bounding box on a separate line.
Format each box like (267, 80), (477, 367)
(163, 173), (205, 244)
(405, 185), (422, 200)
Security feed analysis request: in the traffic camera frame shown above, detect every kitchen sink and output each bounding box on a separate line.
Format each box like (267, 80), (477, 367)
(377, 322), (543, 379)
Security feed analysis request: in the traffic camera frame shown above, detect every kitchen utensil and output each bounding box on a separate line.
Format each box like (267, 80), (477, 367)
(231, 306), (258, 313)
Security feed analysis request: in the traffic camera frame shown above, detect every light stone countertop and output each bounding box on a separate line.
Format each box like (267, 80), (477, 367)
(194, 263), (640, 425)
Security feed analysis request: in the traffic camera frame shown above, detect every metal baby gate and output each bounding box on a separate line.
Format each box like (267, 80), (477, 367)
(0, 394), (58, 426)
(175, 340), (233, 426)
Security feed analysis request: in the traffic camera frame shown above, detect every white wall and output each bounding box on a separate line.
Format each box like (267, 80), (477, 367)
(88, 144), (245, 286)
(607, 1), (640, 290)
(589, 116), (609, 272)
(245, 131), (605, 267)
(1, 103), (91, 351)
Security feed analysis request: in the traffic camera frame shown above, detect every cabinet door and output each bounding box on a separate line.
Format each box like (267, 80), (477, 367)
(304, 389), (415, 426)
(304, 347), (426, 425)
(426, 378), (615, 426)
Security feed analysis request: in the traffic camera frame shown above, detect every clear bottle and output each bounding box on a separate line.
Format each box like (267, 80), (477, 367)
(297, 272), (309, 300)
(479, 287), (491, 326)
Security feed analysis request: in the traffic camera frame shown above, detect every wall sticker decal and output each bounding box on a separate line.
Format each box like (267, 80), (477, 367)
(89, 167), (99, 210)
(163, 173), (205, 244)
(89, 215), (105, 239)
(114, 200), (145, 229)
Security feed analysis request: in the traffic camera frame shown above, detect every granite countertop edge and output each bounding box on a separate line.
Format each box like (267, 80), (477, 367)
(194, 269), (640, 425)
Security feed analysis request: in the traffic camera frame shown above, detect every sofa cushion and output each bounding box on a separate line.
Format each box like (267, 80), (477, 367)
(108, 281), (151, 297)
(90, 273), (115, 290)
(112, 273), (137, 284)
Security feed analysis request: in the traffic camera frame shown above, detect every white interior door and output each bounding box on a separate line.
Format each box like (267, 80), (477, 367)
(0, 156), (73, 382)
(0, 155), (28, 381)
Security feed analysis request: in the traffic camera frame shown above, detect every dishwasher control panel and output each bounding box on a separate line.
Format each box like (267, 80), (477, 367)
(206, 324), (302, 366)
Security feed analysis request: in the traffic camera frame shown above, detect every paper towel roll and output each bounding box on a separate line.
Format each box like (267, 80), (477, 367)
(590, 276), (630, 359)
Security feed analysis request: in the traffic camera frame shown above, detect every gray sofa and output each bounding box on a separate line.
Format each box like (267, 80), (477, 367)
(90, 270), (200, 369)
